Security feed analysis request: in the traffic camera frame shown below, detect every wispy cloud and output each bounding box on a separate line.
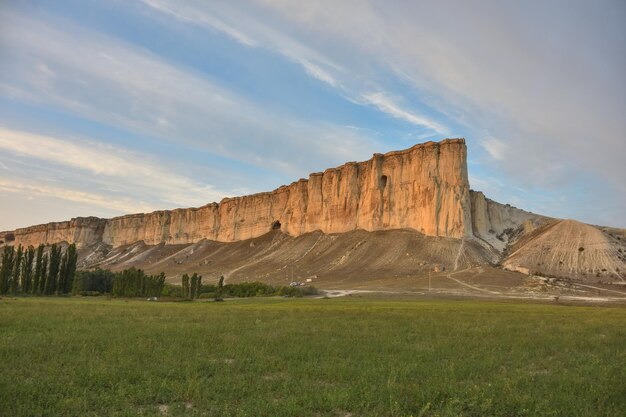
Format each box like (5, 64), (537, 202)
(480, 137), (507, 161)
(0, 179), (156, 215)
(139, 0), (447, 130)
(141, 0), (257, 47)
(0, 127), (224, 208)
(298, 58), (338, 87)
(361, 92), (449, 135)
(0, 10), (379, 177)
(140, 0), (342, 87)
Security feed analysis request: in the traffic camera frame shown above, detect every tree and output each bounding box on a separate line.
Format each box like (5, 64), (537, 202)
(215, 275), (225, 301)
(33, 244), (45, 294)
(181, 273), (190, 299)
(57, 244), (77, 294)
(10, 245), (23, 294)
(0, 246), (15, 295)
(154, 272), (166, 298)
(112, 268), (166, 298)
(58, 252), (68, 294)
(193, 273), (202, 299)
(21, 246), (35, 294)
(73, 268), (114, 294)
(39, 254), (48, 294)
(46, 244), (61, 295)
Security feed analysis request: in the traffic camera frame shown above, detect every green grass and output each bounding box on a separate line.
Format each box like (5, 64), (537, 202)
(0, 297), (624, 417)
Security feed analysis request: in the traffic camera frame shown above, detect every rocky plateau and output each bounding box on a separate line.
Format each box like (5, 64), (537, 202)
(1, 138), (624, 289)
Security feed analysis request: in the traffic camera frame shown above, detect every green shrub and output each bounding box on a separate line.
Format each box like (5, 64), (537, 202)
(78, 290), (103, 296)
(198, 292), (216, 299)
(161, 283), (182, 298)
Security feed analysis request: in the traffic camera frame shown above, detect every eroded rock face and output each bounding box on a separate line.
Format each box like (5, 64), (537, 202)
(470, 191), (548, 251)
(0, 217), (106, 249)
(0, 139), (473, 248)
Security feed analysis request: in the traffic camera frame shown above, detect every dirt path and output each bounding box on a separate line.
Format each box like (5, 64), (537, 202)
(445, 269), (501, 295)
(571, 282), (626, 296)
(453, 239), (465, 271)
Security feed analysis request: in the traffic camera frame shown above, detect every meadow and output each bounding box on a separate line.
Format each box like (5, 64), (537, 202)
(0, 296), (624, 417)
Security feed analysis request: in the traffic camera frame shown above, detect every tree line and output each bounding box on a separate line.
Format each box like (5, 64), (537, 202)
(1, 246), (318, 300)
(0, 243), (77, 296)
(110, 268), (165, 298)
(181, 273), (203, 299)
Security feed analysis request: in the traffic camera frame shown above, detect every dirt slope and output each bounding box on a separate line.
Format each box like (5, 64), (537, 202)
(80, 229), (495, 286)
(502, 219), (626, 282)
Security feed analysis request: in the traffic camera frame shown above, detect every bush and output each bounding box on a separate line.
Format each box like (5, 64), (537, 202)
(198, 292), (216, 299)
(164, 279), (318, 299)
(78, 291), (103, 297)
(161, 283), (182, 298)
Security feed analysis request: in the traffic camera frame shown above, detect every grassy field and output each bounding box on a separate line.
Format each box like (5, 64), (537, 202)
(0, 297), (624, 417)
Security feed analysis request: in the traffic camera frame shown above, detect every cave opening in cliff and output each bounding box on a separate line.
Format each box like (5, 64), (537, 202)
(271, 220), (281, 230)
(380, 175), (388, 189)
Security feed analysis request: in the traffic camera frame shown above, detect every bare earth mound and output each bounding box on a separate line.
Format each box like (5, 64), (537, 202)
(502, 219), (626, 283)
(84, 229), (494, 285)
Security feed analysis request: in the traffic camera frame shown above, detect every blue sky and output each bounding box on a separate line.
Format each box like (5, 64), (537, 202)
(0, 0), (624, 230)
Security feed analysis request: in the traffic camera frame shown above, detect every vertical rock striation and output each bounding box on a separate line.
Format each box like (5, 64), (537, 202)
(470, 190), (548, 251)
(1, 139), (473, 248)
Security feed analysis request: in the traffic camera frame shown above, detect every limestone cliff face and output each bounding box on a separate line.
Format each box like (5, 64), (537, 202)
(1, 139), (473, 248)
(0, 217), (107, 249)
(470, 190), (547, 251)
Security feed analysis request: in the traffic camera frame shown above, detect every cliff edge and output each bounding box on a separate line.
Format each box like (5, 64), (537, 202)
(1, 139), (472, 248)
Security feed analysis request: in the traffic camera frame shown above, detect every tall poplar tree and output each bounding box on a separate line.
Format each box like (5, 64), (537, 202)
(46, 244), (61, 295)
(182, 273), (190, 298)
(10, 245), (23, 294)
(33, 244), (45, 294)
(39, 254), (48, 294)
(21, 246), (35, 294)
(0, 246), (15, 295)
(58, 252), (68, 294)
(62, 244), (78, 294)
(190, 273), (202, 299)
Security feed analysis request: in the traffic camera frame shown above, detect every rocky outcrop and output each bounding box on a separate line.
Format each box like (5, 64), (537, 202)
(0, 217), (106, 249)
(1, 139), (473, 248)
(470, 191), (547, 251)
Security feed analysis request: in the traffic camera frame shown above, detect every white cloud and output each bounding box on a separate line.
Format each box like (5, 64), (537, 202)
(361, 92), (449, 135)
(140, 0), (342, 86)
(0, 179), (156, 215)
(298, 59), (338, 87)
(0, 127), (223, 208)
(141, 0), (258, 47)
(0, 10), (380, 177)
(480, 137), (507, 161)
(139, 0), (453, 129)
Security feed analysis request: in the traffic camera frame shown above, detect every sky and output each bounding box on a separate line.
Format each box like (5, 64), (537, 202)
(0, 0), (624, 231)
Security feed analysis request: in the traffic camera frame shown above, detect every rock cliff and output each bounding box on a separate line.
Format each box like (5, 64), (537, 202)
(0, 217), (107, 249)
(470, 191), (548, 251)
(1, 139), (473, 248)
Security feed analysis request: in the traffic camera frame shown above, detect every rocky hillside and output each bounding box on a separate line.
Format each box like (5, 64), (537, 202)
(502, 219), (625, 282)
(78, 229), (495, 286)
